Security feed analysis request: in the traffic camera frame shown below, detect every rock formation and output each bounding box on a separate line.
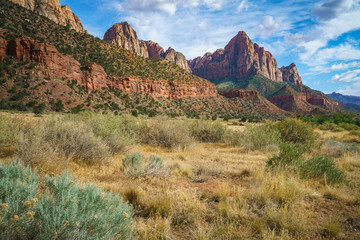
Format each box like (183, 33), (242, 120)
(219, 90), (260, 99)
(189, 31), (302, 85)
(10, 0), (85, 32)
(163, 47), (192, 72)
(103, 22), (149, 58)
(280, 63), (302, 85)
(0, 38), (216, 98)
(104, 22), (192, 72)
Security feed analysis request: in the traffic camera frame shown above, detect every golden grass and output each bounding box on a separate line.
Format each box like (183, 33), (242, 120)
(1, 113), (360, 239)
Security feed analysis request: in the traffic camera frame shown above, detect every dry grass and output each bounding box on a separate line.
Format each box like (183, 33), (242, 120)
(1, 112), (360, 239)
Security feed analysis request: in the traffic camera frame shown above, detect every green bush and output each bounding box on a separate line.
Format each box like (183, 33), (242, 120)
(239, 125), (282, 151)
(0, 161), (134, 239)
(300, 156), (345, 184)
(122, 152), (167, 177)
(32, 102), (46, 115)
(142, 117), (193, 149)
(274, 118), (316, 147)
(90, 114), (145, 154)
(189, 120), (227, 142)
(267, 142), (307, 169)
(16, 119), (110, 165)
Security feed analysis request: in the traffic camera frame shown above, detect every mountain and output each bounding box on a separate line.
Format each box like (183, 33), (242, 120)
(9, 0), (85, 32)
(104, 22), (192, 73)
(0, 0), (290, 120)
(327, 92), (360, 106)
(188, 31), (302, 85)
(188, 31), (345, 115)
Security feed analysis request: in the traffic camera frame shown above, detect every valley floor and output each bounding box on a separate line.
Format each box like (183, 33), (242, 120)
(1, 112), (360, 239)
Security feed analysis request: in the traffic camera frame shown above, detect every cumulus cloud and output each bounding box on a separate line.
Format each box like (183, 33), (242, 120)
(330, 61), (360, 71)
(258, 16), (280, 38)
(312, 0), (359, 20)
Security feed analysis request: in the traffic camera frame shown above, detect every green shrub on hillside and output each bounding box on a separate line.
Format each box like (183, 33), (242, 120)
(0, 161), (134, 239)
(274, 118), (316, 147)
(190, 120), (227, 142)
(267, 142), (307, 169)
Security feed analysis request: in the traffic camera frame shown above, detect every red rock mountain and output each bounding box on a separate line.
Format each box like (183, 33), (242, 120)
(9, 0), (85, 32)
(188, 31), (302, 85)
(104, 22), (192, 73)
(0, 38), (216, 98)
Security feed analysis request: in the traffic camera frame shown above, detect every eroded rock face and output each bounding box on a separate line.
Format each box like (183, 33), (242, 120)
(10, 0), (85, 32)
(103, 22), (149, 58)
(189, 31), (283, 82)
(280, 63), (302, 85)
(104, 22), (192, 72)
(163, 47), (192, 72)
(189, 31), (303, 85)
(0, 38), (216, 98)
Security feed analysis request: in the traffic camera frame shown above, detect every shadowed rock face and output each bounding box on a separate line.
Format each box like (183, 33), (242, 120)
(104, 22), (192, 73)
(188, 31), (302, 85)
(1, 38), (216, 98)
(280, 63), (303, 85)
(10, 0), (85, 32)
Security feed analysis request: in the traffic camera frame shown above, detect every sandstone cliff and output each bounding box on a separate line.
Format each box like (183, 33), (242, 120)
(280, 63), (302, 85)
(1, 38), (216, 99)
(104, 22), (192, 72)
(10, 0), (85, 32)
(189, 31), (302, 85)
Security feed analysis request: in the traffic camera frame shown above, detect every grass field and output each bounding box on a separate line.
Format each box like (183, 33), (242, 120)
(1, 111), (360, 239)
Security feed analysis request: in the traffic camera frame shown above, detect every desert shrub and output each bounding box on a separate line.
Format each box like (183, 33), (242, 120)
(189, 120), (227, 142)
(32, 102), (46, 115)
(338, 122), (359, 131)
(318, 122), (337, 131)
(300, 156), (345, 184)
(324, 138), (360, 157)
(0, 161), (134, 239)
(90, 114), (145, 154)
(122, 152), (167, 177)
(223, 129), (243, 146)
(16, 119), (110, 164)
(239, 125), (282, 151)
(267, 143), (307, 169)
(274, 118), (316, 147)
(349, 130), (360, 138)
(142, 117), (193, 149)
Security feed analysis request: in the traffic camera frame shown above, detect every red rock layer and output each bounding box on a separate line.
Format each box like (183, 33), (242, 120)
(0, 38), (216, 99)
(10, 0), (85, 32)
(280, 63), (302, 85)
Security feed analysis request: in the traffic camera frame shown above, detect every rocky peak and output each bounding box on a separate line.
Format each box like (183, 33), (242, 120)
(280, 63), (302, 85)
(103, 22), (149, 58)
(104, 22), (191, 72)
(10, 0), (85, 32)
(162, 47), (192, 73)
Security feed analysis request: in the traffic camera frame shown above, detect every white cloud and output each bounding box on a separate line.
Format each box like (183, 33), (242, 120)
(338, 81), (360, 95)
(330, 61), (360, 71)
(331, 69), (360, 82)
(236, 0), (249, 13)
(258, 16), (280, 38)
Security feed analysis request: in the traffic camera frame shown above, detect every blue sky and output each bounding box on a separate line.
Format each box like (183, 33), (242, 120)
(60, 0), (360, 96)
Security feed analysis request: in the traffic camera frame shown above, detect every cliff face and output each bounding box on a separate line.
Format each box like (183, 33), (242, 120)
(189, 31), (302, 85)
(1, 38), (216, 98)
(104, 22), (192, 72)
(103, 22), (149, 58)
(280, 63), (302, 85)
(219, 90), (260, 99)
(10, 0), (85, 32)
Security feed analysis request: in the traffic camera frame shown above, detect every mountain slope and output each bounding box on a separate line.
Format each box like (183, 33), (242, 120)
(327, 92), (360, 106)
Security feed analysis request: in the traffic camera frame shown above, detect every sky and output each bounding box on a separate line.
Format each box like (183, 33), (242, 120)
(60, 0), (360, 96)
